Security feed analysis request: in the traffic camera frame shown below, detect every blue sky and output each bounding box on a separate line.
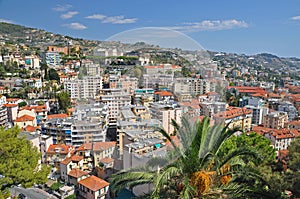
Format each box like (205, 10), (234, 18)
(0, 0), (300, 57)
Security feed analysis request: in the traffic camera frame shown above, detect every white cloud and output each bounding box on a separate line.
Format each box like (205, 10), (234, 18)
(86, 14), (137, 24)
(60, 11), (79, 19)
(0, 18), (14, 23)
(62, 22), (87, 30)
(53, 4), (72, 12)
(85, 14), (106, 20)
(291, 16), (300, 20)
(168, 19), (248, 32)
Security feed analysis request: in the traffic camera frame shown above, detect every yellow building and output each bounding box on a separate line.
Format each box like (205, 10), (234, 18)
(213, 107), (253, 131)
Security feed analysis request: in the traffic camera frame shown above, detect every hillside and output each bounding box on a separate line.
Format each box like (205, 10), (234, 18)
(1, 22), (300, 70)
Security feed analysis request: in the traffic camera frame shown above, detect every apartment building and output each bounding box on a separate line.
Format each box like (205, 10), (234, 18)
(244, 97), (269, 125)
(173, 78), (227, 96)
(144, 64), (181, 75)
(252, 126), (300, 151)
(213, 107), (253, 131)
(98, 89), (131, 125)
(149, 101), (182, 135)
(42, 103), (109, 148)
(263, 111), (288, 129)
(64, 76), (103, 99)
(42, 52), (61, 67)
(117, 105), (162, 157)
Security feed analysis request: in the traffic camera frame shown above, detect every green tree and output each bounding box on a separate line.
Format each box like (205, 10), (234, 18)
(285, 136), (300, 197)
(219, 132), (276, 165)
(18, 101), (27, 107)
(219, 132), (286, 198)
(57, 92), (71, 113)
(48, 68), (60, 81)
(110, 117), (259, 198)
(0, 127), (50, 192)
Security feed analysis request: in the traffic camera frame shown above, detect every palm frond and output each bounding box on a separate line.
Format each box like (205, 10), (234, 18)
(152, 166), (180, 197)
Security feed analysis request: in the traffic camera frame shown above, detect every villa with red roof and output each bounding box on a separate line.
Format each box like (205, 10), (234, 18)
(46, 144), (75, 172)
(76, 142), (116, 171)
(78, 175), (109, 199)
(60, 155), (84, 182)
(14, 114), (37, 128)
(68, 168), (89, 186)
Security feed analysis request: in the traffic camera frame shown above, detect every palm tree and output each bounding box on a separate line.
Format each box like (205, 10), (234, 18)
(110, 116), (260, 198)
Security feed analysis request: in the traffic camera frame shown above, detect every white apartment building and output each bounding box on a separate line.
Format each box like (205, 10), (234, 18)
(42, 103), (109, 148)
(149, 101), (182, 135)
(264, 128), (300, 150)
(98, 89), (132, 125)
(64, 76), (103, 99)
(173, 78), (227, 96)
(245, 97), (269, 125)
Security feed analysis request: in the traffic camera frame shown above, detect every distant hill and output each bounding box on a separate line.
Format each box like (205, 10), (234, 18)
(1, 22), (299, 70)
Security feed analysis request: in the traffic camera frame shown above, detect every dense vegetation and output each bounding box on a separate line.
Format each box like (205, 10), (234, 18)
(0, 127), (50, 196)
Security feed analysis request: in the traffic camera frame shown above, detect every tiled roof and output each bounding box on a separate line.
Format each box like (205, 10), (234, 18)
(77, 142), (116, 152)
(68, 168), (88, 178)
(61, 155), (83, 165)
(15, 114), (35, 122)
(47, 144), (74, 154)
(214, 107), (252, 119)
(252, 126), (300, 139)
(100, 157), (114, 164)
(3, 103), (18, 108)
(154, 90), (173, 97)
(6, 98), (20, 102)
(47, 114), (68, 120)
(78, 175), (109, 191)
(288, 120), (300, 126)
(23, 125), (41, 132)
(93, 142), (116, 151)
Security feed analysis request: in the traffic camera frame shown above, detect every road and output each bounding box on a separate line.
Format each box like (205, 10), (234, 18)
(10, 187), (58, 199)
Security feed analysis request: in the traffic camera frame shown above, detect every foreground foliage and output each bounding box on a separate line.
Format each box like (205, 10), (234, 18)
(0, 127), (50, 192)
(110, 116), (277, 198)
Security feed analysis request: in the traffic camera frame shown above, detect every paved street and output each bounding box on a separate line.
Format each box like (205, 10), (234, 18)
(11, 187), (58, 199)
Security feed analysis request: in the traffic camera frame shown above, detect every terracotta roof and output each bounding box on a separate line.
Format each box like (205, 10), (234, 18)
(288, 120), (300, 126)
(68, 168), (88, 178)
(154, 90), (173, 97)
(23, 125), (41, 132)
(78, 175), (109, 191)
(179, 98), (200, 109)
(47, 114), (68, 120)
(77, 142), (116, 152)
(100, 157), (114, 164)
(268, 129), (300, 139)
(252, 126), (300, 139)
(144, 65), (164, 69)
(3, 103), (18, 108)
(15, 114), (35, 122)
(214, 107), (252, 119)
(19, 105), (47, 112)
(6, 98), (20, 102)
(93, 142), (116, 151)
(61, 155), (83, 165)
(47, 144), (74, 154)
(77, 143), (93, 151)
